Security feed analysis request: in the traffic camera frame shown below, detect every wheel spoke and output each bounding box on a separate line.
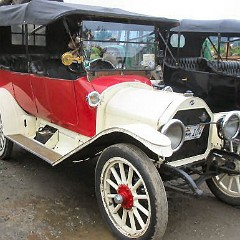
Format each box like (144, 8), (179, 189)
(106, 179), (118, 190)
(119, 162), (127, 184)
(122, 209), (127, 225)
(0, 138), (3, 149)
(135, 202), (149, 217)
(217, 173), (227, 184)
(128, 210), (136, 232)
(131, 179), (143, 192)
(110, 167), (121, 185)
(107, 194), (116, 199)
(113, 204), (122, 214)
(133, 194), (148, 200)
(227, 177), (233, 191)
(0, 136), (5, 152)
(235, 176), (240, 194)
(133, 207), (145, 229)
(127, 167), (133, 187)
(237, 142), (240, 155)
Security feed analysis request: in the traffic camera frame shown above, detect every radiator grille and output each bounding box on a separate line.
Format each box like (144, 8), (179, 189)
(166, 108), (210, 162)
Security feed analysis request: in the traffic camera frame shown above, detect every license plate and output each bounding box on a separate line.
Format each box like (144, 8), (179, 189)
(185, 124), (205, 141)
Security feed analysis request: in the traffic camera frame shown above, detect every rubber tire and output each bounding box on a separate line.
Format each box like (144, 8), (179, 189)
(0, 113), (13, 160)
(0, 136), (13, 160)
(206, 178), (240, 206)
(95, 143), (168, 240)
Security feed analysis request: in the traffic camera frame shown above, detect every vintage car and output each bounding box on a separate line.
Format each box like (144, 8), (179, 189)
(163, 19), (240, 113)
(162, 19), (240, 193)
(0, 1), (240, 239)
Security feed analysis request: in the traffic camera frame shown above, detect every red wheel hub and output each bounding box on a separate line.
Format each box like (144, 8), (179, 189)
(117, 185), (133, 210)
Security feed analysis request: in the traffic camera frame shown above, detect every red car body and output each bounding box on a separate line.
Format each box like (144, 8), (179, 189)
(0, 69), (151, 136)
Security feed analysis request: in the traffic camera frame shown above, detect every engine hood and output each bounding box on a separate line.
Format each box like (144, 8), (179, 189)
(91, 75), (152, 93)
(96, 82), (212, 132)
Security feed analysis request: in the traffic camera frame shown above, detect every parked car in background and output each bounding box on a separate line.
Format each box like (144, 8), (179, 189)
(162, 19), (240, 183)
(0, 2), (240, 239)
(163, 19), (240, 113)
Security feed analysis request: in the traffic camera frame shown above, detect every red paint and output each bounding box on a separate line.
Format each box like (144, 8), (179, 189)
(73, 75), (151, 136)
(36, 76), (79, 126)
(117, 184), (134, 210)
(4, 71), (38, 115)
(73, 77), (96, 136)
(0, 69), (152, 137)
(0, 70), (15, 95)
(30, 75), (52, 118)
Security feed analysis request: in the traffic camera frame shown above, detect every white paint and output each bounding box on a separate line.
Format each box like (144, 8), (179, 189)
(115, 123), (172, 157)
(97, 81), (187, 132)
(0, 89), (35, 135)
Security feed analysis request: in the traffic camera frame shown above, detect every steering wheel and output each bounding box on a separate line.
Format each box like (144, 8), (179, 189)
(102, 47), (123, 68)
(88, 58), (116, 71)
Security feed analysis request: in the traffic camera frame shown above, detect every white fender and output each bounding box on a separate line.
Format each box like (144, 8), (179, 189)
(116, 123), (173, 157)
(0, 88), (36, 136)
(56, 123), (173, 165)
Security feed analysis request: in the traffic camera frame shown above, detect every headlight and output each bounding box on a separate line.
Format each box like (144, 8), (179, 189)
(161, 119), (185, 152)
(217, 112), (240, 140)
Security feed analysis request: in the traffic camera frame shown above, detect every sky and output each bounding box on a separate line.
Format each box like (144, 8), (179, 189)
(65, 0), (240, 20)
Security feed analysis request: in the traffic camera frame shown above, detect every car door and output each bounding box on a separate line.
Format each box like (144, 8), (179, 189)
(31, 75), (79, 127)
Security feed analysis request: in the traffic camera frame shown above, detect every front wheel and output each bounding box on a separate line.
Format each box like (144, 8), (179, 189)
(95, 144), (168, 240)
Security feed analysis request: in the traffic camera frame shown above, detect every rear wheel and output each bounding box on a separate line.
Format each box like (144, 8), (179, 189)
(95, 144), (168, 240)
(0, 117), (13, 160)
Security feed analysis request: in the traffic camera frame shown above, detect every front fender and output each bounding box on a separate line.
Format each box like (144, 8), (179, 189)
(117, 123), (172, 157)
(59, 123), (173, 166)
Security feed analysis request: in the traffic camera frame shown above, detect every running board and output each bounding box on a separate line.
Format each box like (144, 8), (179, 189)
(7, 134), (63, 165)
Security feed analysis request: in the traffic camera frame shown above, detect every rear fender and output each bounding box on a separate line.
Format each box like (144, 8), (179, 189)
(0, 89), (36, 136)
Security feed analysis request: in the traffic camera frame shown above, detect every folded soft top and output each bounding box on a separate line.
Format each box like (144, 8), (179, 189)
(0, 0), (179, 28)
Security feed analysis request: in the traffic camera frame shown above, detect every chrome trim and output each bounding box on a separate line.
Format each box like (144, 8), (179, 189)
(161, 119), (185, 152)
(221, 111), (240, 140)
(86, 91), (101, 107)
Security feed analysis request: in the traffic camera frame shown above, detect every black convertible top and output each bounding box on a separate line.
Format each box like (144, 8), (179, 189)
(171, 19), (240, 34)
(0, 0), (179, 28)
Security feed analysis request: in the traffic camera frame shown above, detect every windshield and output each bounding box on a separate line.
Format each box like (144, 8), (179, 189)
(208, 36), (240, 61)
(82, 21), (156, 71)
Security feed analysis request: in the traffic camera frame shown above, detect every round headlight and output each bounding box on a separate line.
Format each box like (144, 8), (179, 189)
(219, 112), (240, 140)
(161, 119), (185, 152)
(86, 91), (101, 107)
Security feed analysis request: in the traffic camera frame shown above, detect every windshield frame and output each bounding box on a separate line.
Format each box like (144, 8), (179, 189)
(78, 20), (158, 72)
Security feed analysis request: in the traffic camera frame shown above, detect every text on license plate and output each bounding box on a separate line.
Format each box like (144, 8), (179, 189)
(185, 124), (205, 141)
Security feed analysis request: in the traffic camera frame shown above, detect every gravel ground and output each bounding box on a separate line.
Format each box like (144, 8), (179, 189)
(0, 145), (240, 240)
